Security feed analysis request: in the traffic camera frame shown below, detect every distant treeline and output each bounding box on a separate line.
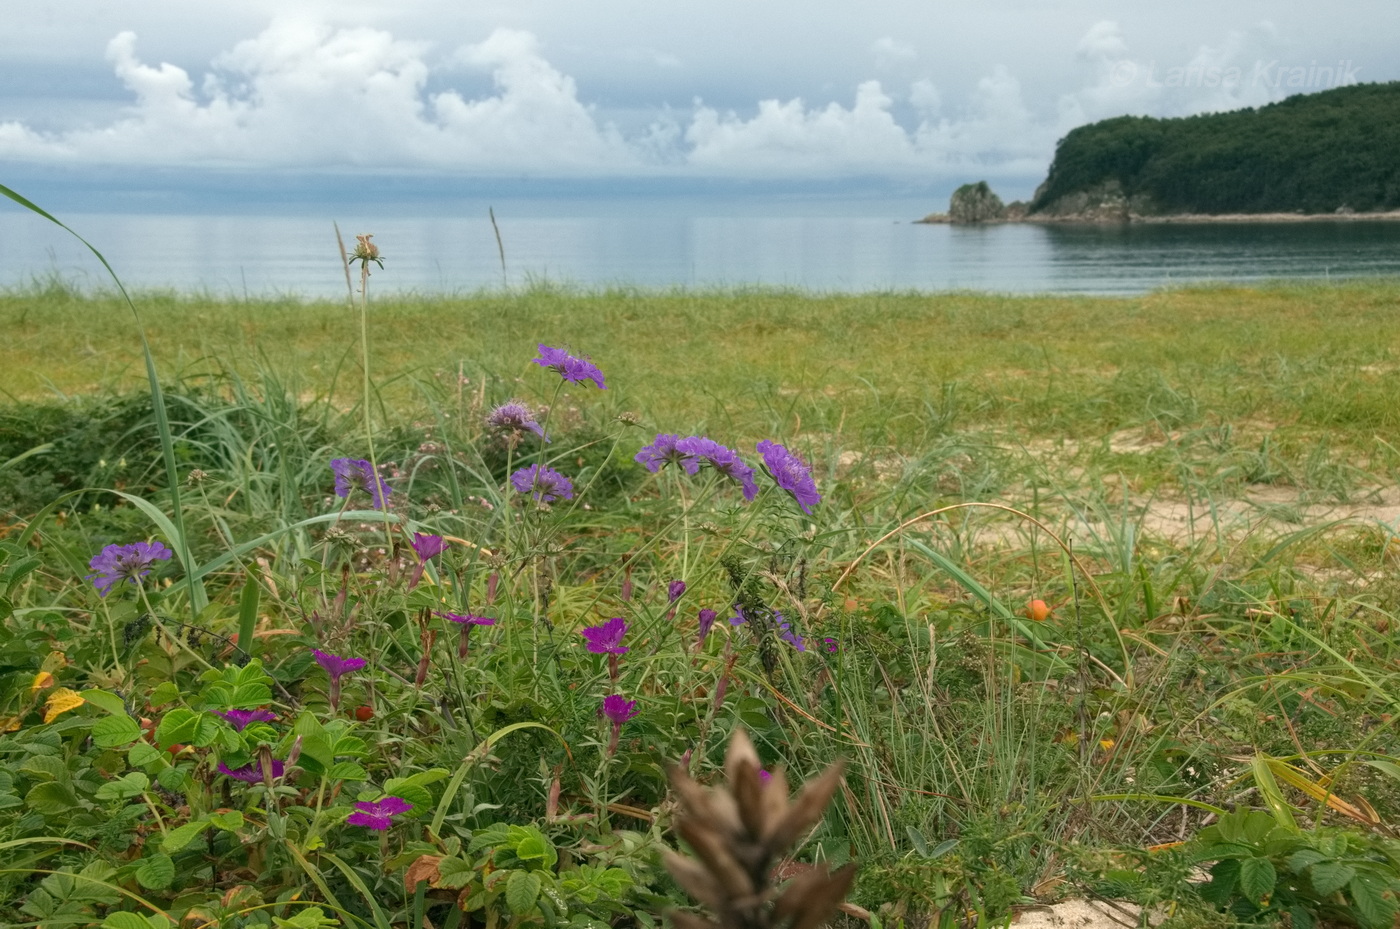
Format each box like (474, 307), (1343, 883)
(1031, 82), (1400, 215)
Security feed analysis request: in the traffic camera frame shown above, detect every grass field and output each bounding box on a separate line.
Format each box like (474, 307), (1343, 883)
(2, 278), (1400, 929)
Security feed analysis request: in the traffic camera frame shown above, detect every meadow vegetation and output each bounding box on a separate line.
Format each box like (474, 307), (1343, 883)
(3, 268), (1400, 929)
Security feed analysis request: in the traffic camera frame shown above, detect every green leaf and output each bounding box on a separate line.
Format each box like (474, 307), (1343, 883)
(162, 819), (211, 853)
(1348, 874), (1397, 929)
(326, 761), (367, 781)
(148, 682), (180, 707)
(155, 709), (202, 748)
(80, 690), (130, 716)
(128, 742), (162, 767)
(102, 913), (172, 929)
(91, 714), (143, 749)
(1309, 861), (1355, 897)
(1239, 856), (1277, 907)
(515, 830), (558, 869)
(156, 766), (189, 791)
(134, 852), (175, 890)
(436, 857), (475, 889)
(25, 781), (81, 816)
(1287, 849), (1327, 873)
(237, 578), (260, 665)
(1286, 906), (1316, 929)
(95, 772), (150, 802)
(209, 810), (244, 831)
(505, 869), (542, 916)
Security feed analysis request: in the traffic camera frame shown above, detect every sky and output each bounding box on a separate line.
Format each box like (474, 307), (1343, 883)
(2, 1), (1396, 210)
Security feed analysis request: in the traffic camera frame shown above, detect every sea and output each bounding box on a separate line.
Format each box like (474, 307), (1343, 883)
(5, 195), (1400, 297)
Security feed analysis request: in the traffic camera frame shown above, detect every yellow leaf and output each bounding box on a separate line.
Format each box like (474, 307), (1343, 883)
(1099, 738), (1116, 750)
(43, 688), (85, 723)
(0, 716), (20, 733)
(30, 671), (56, 694)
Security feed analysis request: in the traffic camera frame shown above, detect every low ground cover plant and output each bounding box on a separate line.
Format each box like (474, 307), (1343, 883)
(3, 194), (1400, 929)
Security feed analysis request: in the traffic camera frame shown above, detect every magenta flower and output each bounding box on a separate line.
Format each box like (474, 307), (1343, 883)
(697, 609), (718, 646)
(759, 768), (772, 783)
(216, 709), (277, 732)
(329, 457), (391, 510)
(487, 401), (547, 440)
(635, 434), (698, 474)
(674, 437), (759, 501)
(668, 580), (687, 603)
(439, 611), (496, 626)
(823, 637), (839, 653)
(313, 649), (366, 712)
(510, 464), (574, 503)
(756, 440), (821, 514)
(219, 760), (285, 783)
(533, 344), (607, 389)
(346, 796), (413, 830)
(86, 541), (173, 597)
(411, 533), (447, 561)
(582, 617), (628, 655)
(600, 694), (638, 757)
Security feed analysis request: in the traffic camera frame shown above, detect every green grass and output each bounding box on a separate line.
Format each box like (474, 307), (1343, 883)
(3, 277), (1400, 928)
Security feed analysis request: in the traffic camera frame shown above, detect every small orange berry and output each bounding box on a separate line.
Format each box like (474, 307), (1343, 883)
(1026, 599), (1051, 622)
(354, 705), (374, 722)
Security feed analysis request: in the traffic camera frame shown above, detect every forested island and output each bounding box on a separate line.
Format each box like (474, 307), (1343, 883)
(921, 81), (1400, 223)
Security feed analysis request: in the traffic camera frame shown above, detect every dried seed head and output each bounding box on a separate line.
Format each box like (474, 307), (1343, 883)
(664, 728), (851, 929)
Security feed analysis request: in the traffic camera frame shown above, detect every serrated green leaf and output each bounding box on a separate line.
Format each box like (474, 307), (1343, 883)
(25, 781), (81, 816)
(515, 830), (557, 869)
(1286, 906), (1316, 929)
(436, 856), (476, 889)
(162, 819), (211, 853)
(505, 869), (542, 916)
(91, 714), (143, 749)
(209, 810), (244, 830)
(1238, 857), (1277, 907)
(127, 742), (162, 766)
(1287, 849), (1327, 873)
(326, 761), (367, 781)
(155, 709), (201, 748)
(148, 682), (180, 707)
(156, 766), (188, 791)
(135, 852), (175, 890)
(20, 754), (70, 782)
(1348, 874), (1397, 929)
(1309, 861), (1355, 897)
(95, 772), (149, 802)
(80, 690), (130, 716)
(102, 912), (168, 929)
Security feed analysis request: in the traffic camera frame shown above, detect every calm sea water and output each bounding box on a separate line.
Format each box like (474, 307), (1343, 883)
(5, 202), (1400, 296)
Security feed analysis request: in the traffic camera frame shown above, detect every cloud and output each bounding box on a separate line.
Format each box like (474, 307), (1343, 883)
(0, 16), (1335, 182)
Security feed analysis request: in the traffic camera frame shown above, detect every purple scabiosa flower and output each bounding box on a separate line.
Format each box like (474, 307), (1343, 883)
(347, 796), (413, 830)
(329, 457), (392, 510)
(675, 437), (759, 501)
(440, 611), (496, 658)
(778, 620), (806, 652)
(216, 709), (277, 732)
(668, 580), (687, 603)
(756, 440), (821, 514)
(486, 401), (548, 441)
(86, 541), (173, 597)
(697, 608), (718, 648)
(509, 464), (574, 503)
(635, 434), (699, 474)
(582, 617), (629, 655)
(219, 760), (285, 783)
(599, 694), (639, 757)
(533, 344), (607, 389)
(313, 649), (366, 711)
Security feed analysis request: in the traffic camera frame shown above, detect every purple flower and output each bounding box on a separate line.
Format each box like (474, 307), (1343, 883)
(510, 464), (574, 503)
(313, 649), (366, 681)
(759, 768), (772, 783)
(756, 440), (821, 514)
(674, 437), (759, 501)
(582, 617), (629, 655)
(487, 401), (548, 440)
(823, 637), (839, 653)
(599, 694), (639, 725)
(668, 580), (687, 603)
(346, 796), (413, 830)
(635, 434), (698, 474)
(697, 609), (718, 645)
(778, 621), (806, 652)
(216, 709), (277, 732)
(329, 457), (392, 510)
(439, 611), (497, 626)
(411, 533), (448, 562)
(219, 760), (285, 783)
(533, 344), (607, 389)
(730, 605), (748, 626)
(87, 541), (173, 597)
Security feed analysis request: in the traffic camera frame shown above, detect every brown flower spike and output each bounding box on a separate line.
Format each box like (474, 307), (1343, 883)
(664, 729), (855, 929)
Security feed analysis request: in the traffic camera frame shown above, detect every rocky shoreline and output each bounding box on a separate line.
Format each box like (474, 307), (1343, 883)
(915, 209), (1400, 225)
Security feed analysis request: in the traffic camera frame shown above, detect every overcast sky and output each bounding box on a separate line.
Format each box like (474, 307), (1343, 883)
(2, 1), (1396, 204)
